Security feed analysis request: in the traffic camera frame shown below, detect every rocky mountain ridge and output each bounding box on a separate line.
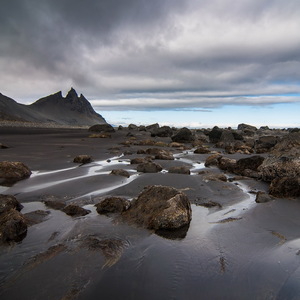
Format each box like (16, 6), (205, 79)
(0, 88), (107, 126)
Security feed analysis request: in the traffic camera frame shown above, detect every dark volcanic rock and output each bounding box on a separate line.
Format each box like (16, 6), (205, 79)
(0, 209), (27, 243)
(44, 200), (66, 210)
(237, 123), (257, 132)
(146, 123), (160, 132)
(110, 169), (130, 178)
(95, 197), (131, 215)
(269, 177), (300, 198)
(122, 185), (192, 231)
(0, 194), (23, 214)
(137, 162), (163, 173)
(168, 166), (191, 175)
(63, 205), (90, 217)
(217, 157), (237, 173)
(255, 191), (274, 203)
(145, 148), (174, 160)
(235, 155), (265, 174)
(151, 126), (173, 137)
(194, 146), (211, 154)
(130, 157), (153, 164)
(208, 126), (224, 143)
(0, 161), (31, 184)
(88, 124), (115, 133)
(128, 124), (138, 130)
(73, 155), (93, 164)
(255, 135), (278, 153)
(205, 154), (222, 167)
(171, 127), (194, 143)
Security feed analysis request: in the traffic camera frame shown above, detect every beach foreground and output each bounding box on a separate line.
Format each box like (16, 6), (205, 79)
(1, 125), (300, 299)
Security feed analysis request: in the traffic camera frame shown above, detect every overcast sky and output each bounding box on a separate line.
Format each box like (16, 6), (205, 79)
(1, 0), (300, 127)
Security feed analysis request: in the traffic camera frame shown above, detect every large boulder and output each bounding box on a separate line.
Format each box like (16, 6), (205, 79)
(237, 123), (257, 132)
(0, 194), (23, 214)
(96, 197), (131, 215)
(0, 161), (31, 184)
(235, 155), (265, 175)
(171, 127), (194, 143)
(88, 124), (115, 133)
(150, 126), (173, 137)
(269, 177), (300, 198)
(0, 209), (27, 243)
(259, 133), (300, 182)
(122, 185), (192, 231)
(255, 135), (278, 153)
(208, 126), (224, 143)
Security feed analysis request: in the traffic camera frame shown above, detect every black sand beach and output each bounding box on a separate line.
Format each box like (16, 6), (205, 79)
(1, 125), (300, 299)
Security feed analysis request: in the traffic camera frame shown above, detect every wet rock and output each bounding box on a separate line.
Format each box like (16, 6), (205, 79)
(73, 155), (93, 164)
(255, 191), (274, 203)
(269, 177), (300, 198)
(203, 173), (227, 182)
(82, 236), (127, 267)
(122, 185), (192, 231)
(198, 201), (222, 208)
(235, 155), (265, 175)
(146, 123), (160, 132)
(130, 157), (153, 164)
(0, 161), (31, 184)
(24, 210), (50, 225)
(168, 166), (191, 175)
(208, 126), (223, 143)
(137, 162), (163, 173)
(217, 157), (236, 173)
(95, 197), (131, 214)
(62, 204), (90, 217)
(0, 143), (9, 149)
(88, 124), (115, 133)
(44, 200), (66, 210)
(145, 148), (174, 160)
(194, 146), (211, 154)
(150, 126), (173, 137)
(218, 130), (236, 147)
(171, 127), (194, 143)
(255, 135), (278, 153)
(259, 133), (300, 182)
(0, 194), (23, 214)
(110, 169), (130, 178)
(0, 209), (27, 243)
(205, 153), (222, 167)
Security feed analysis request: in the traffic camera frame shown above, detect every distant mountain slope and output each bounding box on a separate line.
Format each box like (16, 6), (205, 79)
(0, 88), (107, 126)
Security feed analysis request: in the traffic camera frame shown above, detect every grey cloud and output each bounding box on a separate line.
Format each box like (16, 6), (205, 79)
(0, 0), (300, 110)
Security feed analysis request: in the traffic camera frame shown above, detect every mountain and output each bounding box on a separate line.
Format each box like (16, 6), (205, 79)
(0, 88), (107, 126)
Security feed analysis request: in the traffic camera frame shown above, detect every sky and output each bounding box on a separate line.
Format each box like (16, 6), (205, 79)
(1, 0), (300, 128)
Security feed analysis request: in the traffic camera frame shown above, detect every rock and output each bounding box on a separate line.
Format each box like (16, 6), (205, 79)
(146, 123), (160, 131)
(0, 143), (9, 149)
(95, 197), (131, 215)
(89, 133), (111, 138)
(217, 157), (236, 173)
(88, 124), (115, 133)
(137, 162), (163, 173)
(171, 127), (194, 143)
(255, 191), (274, 203)
(0, 161), (32, 184)
(24, 210), (50, 226)
(62, 204), (90, 217)
(110, 169), (130, 178)
(138, 125), (146, 131)
(255, 135), (278, 153)
(259, 133), (300, 182)
(145, 148), (174, 160)
(237, 123), (257, 132)
(150, 126), (173, 137)
(208, 126), (224, 143)
(128, 124), (138, 130)
(0, 194), (23, 214)
(130, 157), (153, 164)
(235, 155), (265, 175)
(44, 200), (66, 210)
(0, 209), (27, 243)
(122, 185), (192, 231)
(269, 177), (300, 198)
(218, 130), (235, 147)
(205, 153), (222, 167)
(73, 155), (93, 164)
(168, 166), (191, 175)
(194, 146), (211, 154)
(203, 173), (227, 182)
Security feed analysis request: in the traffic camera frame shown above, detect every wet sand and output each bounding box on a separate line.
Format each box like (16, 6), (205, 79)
(1, 126), (300, 299)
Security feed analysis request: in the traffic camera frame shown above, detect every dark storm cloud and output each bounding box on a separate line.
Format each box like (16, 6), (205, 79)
(0, 0), (300, 108)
